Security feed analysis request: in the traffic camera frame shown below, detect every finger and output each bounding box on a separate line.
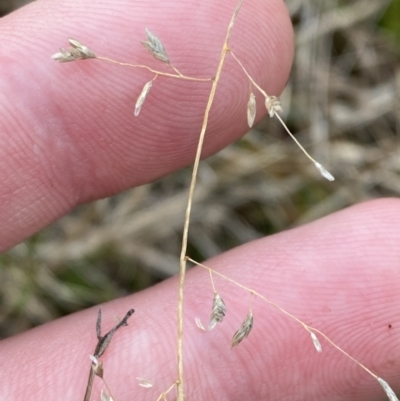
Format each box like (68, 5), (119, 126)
(0, 0), (293, 250)
(1, 199), (399, 400)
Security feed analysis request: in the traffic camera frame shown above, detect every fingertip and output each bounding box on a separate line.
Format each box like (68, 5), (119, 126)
(1, 200), (399, 400)
(0, 0), (294, 250)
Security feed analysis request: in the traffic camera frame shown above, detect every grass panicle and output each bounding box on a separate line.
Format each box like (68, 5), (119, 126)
(39, 0), (400, 400)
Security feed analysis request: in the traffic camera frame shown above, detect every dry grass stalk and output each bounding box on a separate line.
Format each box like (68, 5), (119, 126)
(83, 308), (134, 401)
(155, 381), (178, 401)
(175, 1), (243, 399)
(46, 1), (400, 400)
(89, 354), (104, 378)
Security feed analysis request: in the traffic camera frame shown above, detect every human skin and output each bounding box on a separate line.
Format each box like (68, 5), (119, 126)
(0, 1), (400, 400)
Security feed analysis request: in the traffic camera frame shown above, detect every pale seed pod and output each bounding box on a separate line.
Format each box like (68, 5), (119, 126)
(314, 162), (335, 181)
(377, 378), (400, 401)
(247, 92), (256, 128)
(231, 310), (253, 348)
(141, 28), (170, 63)
(136, 377), (154, 388)
(68, 38), (96, 59)
(101, 390), (114, 401)
(52, 38), (96, 63)
(195, 317), (206, 331)
(134, 80), (153, 117)
(265, 95), (282, 117)
(209, 292), (226, 330)
(310, 332), (322, 353)
(51, 48), (76, 63)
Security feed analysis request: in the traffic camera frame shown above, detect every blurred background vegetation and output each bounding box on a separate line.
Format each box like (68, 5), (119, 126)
(0, 0), (399, 338)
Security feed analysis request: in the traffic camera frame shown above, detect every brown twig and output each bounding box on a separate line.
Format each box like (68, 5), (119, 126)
(83, 308), (135, 401)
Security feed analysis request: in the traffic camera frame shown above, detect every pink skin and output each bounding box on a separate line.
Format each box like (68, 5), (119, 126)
(0, 0), (292, 250)
(1, 199), (400, 400)
(0, 1), (399, 401)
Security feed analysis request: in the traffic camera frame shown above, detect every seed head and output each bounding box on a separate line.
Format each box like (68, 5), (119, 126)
(265, 96), (282, 117)
(136, 377), (154, 388)
(247, 92), (256, 128)
(101, 390), (114, 401)
(141, 28), (170, 63)
(134, 80), (153, 117)
(314, 162), (335, 181)
(51, 48), (76, 63)
(377, 378), (400, 401)
(195, 317), (206, 331)
(68, 38), (96, 59)
(231, 310), (253, 348)
(310, 332), (322, 353)
(209, 292), (226, 330)
(51, 38), (96, 62)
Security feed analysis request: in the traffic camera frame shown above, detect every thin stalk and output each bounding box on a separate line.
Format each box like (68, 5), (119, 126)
(230, 50), (335, 182)
(231, 51), (316, 161)
(83, 308), (134, 401)
(95, 56), (212, 82)
(176, 1), (243, 400)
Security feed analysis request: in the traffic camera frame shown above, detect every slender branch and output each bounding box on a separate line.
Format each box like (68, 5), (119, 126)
(230, 51), (317, 161)
(230, 51), (269, 98)
(83, 367), (96, 401)
(95, 56), (212, 82)
(176, 1), (243, 400)
(209, 269), (217, 293)
(186, 257), (379, 380)
(156, 381), (178, 401)
(83, 308), (135, 401)
(94, 308), (135, 358)
(230, 50), (335, 182)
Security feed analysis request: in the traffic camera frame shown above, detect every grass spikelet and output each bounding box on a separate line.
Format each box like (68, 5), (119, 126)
(209, 292), (227, 330)
(231, 310), (253, 348)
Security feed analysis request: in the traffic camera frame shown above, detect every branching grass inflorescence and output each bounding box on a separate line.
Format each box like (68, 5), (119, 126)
(51, 1), (398, 400)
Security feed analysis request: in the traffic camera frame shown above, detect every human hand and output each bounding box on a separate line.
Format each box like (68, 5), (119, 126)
(0, 0), (399, 400)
